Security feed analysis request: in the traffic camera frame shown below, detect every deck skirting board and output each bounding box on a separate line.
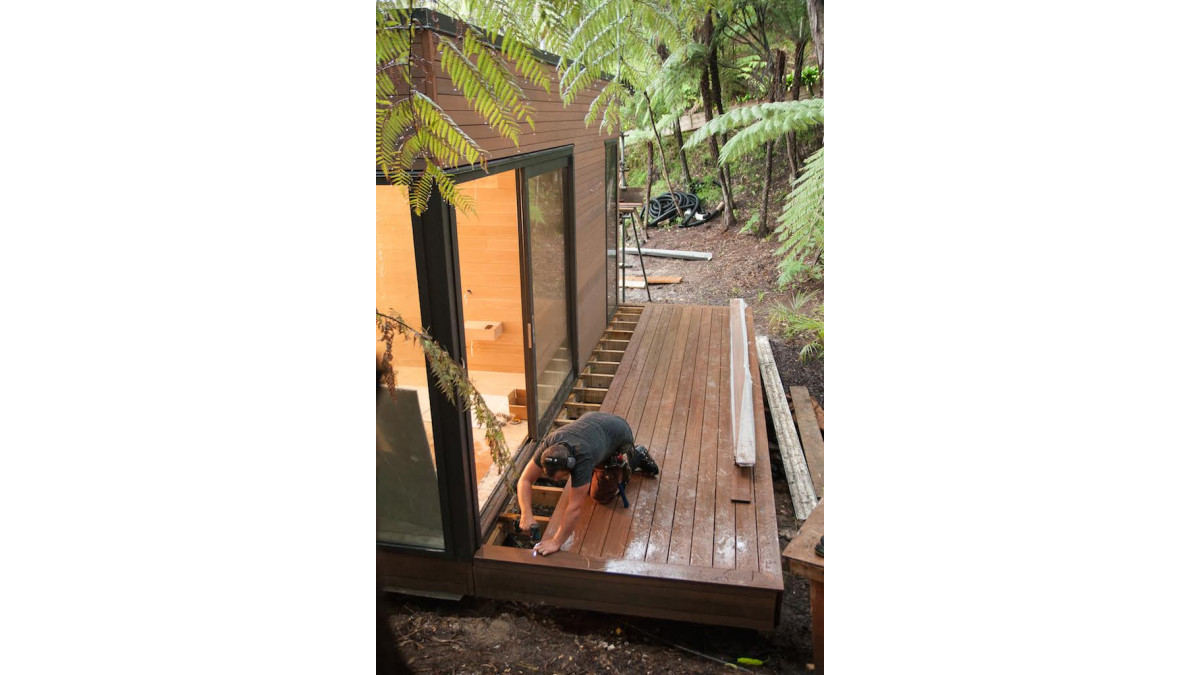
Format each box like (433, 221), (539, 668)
(474, 545), (780, 631)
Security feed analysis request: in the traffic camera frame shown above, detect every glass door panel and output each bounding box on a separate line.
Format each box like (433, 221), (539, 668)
(605, 142), (619, 320)
(376, 185), (445, 551)
(525, 165), (574, 437)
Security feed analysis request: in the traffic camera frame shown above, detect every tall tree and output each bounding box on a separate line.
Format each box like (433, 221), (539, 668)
(807, 0), (823, 83)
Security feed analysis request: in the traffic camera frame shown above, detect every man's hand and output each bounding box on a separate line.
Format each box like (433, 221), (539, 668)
(518, 515), (533, 533)
(532, 539), (562, 556)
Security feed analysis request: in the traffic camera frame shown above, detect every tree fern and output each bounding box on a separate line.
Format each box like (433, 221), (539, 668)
(375, 0), (558, 215)
(684, 99), (823, 164)
(774, 148), (823, 286)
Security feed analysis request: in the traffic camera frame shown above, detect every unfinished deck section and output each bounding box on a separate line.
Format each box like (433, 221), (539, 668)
(474, 303), (783, 631)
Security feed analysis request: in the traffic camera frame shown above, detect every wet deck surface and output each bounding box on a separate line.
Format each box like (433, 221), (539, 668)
(473, 303), (782, 629)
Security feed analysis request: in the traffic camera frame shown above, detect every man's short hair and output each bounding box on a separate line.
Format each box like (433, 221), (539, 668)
(538, 443), (574, 476)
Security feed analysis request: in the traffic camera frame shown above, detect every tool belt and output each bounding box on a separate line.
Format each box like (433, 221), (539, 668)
(590, 452), (632, 506)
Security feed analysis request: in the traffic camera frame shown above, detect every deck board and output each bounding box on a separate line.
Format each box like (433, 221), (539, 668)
(599, 304), (674, 558)
(576, 305), (660, 557)
(667, 305), (713, 565)
(713, 305), (736, 568)
(688, 305), (724, 566)
(644, 305), (706, 563)
(623, 306), (693, 560)
(474, 303), (783, 630)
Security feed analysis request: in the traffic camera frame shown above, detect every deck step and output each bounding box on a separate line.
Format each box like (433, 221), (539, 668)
(564, 401), (601, 412)
(586, 360), (621, 375)
(570, 387), (608, 403)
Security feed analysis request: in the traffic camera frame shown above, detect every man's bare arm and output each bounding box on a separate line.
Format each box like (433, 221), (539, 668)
(534, 483), (589, 556)
(517, 459), (543, 531)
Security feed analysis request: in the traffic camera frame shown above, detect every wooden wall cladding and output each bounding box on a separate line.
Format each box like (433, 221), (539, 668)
(376, 185), (425, 370)
(457, 172), (525, 374)
(419, 27), (617, 374)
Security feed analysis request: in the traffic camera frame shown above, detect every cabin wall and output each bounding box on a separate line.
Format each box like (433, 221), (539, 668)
(418, 27), (618, 373)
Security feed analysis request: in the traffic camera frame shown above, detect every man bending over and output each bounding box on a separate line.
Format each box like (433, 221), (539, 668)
(517, 411), (659, 556)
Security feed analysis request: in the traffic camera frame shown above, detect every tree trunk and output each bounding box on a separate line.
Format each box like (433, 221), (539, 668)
(655, 41), (692, 193)
(644, 91), (684, 223)
(759, 141), (775, 236)
(673, 119), (693, 190)
(708, 26), (727, 144)
(791, 40), (805, 101)
(700, 10), (736, 230)
(807, 0), (823, 87)
(643, 140), (656, 233)
(787, 38), (806, 178)
(757, 50), (786, 237)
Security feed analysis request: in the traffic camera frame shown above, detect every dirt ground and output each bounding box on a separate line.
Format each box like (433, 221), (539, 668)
(383, 222), (824, 674)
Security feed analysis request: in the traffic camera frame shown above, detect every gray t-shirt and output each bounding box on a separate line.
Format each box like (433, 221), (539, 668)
(536, 412), (634, 487)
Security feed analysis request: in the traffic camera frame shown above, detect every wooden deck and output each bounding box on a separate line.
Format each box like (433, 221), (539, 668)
(474, 303), (784, 631)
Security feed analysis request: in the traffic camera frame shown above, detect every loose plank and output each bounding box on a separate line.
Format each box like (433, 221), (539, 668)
(790, 385), (825, 499)
(756, 335), (817, 520)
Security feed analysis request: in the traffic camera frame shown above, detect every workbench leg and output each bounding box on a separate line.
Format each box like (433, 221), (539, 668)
(810, 580), (824, 674)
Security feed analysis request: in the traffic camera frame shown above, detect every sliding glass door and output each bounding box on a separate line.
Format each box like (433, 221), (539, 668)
(523, 160), (575, 438)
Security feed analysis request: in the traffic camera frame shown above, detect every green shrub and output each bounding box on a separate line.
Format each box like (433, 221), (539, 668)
(768, 291), (824, 363)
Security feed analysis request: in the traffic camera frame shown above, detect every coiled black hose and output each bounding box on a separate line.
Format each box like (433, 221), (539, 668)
(645, 192), (702, 227)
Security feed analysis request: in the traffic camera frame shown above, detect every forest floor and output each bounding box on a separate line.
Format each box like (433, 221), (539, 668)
(382, 218), (825, 674)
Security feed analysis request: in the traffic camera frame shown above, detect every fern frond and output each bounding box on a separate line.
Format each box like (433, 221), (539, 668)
(438, 34), (527, 144)
(684, 99), (824, 160)
(772, 149), (824, 287)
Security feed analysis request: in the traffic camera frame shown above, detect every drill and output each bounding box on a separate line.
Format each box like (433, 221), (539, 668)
(513, 521), (542, 548)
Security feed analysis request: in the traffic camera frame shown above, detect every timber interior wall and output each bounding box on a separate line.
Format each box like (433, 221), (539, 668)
(376, 185), (423, 369)
(456, 172), (523, 374)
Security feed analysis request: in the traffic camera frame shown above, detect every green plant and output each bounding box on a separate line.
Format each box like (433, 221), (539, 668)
(774, 148), (823, 286)
(684, 99), (824, 165)
(693, 180), (722, 207)
(739, 212), (761, 235)
(800, 65), (820, 87)
(376, 1), (549, 215)
(768, 292), (824, 363)
(377, 311), (511, 487)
